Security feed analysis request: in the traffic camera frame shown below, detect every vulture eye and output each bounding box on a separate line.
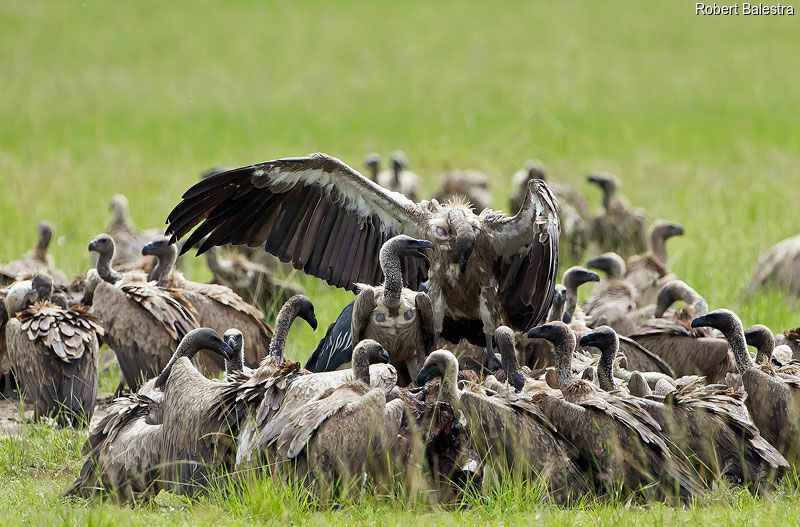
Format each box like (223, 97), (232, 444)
(435, 226), (448, 237)
(403, 309), (415, 321)
(375, 313), (387, 323)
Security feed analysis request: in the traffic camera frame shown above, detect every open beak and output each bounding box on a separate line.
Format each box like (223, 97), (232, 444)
(409, 239), (435, 259)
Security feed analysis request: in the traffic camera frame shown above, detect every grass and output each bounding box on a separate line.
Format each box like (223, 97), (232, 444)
(1, 0), (799, 524)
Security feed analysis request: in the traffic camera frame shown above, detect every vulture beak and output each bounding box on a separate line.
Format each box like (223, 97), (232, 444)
(416, 362), (440, 386)
(579, 332), (600, 349)
(378, 348), (390, 364)
(527, 325), (549, 340)
(562, 311), (572, 324)
(407, 239), (435, 260)
(88, 240), (97, 252)
(672, 224), (685, 236)
(306, 315), (318, 331)
(141, 241), (157, 256)
(218, 341), (235, 361)
(226, 336), (238, 351)
(552, 288), (565, 303)
(691, 313), (718, 330)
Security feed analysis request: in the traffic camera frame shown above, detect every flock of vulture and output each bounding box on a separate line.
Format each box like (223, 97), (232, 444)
(1, 151), (800, 504)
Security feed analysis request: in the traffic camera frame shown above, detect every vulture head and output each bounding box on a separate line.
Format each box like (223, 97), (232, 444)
(363, 153), (381, 181)
(650, 220), (685, 242)
(654, 280), (708, 318)
(585, 252), (626, 280)
(547, 284), (567, 322)
(141, 237), (173, 258)
(288, 294), (318, 331)
(35, 221), (54, 251)
(30, 273), (54, 303)
(415, 349), (459, 386)
(691, 309), (742, 335)
(390, 150), (408, 174)
(88, 233), (115, 257)
(560, 266), (600, 323)
(744, 324), (776, 365)
(223, 328), (245, 374)
(579, 325), (619, 353)
(351, 339), (391, 383)
(432, 207), (476, 274)
(382, 235), (435, 263)
(587, 172), (621, 208)
(155, 328), (234, 389)
(527, 321), (575, 348)
(109, 194), (130, 223)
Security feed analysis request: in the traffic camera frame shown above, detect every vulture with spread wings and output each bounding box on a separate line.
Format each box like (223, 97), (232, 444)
(166, 153), (559, 365)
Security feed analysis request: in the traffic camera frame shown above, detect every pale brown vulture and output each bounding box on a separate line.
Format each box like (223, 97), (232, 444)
(166, 153), (560, 367)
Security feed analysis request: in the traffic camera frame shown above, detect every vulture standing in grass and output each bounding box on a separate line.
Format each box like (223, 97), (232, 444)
(524, 322), (702, 500)
(375, 151), (421, 202)
(583, 325), (788, 489)
(417, 343), (586, 502)
(88, 234), (199, 391)
(745, 234), (800, 300)
(0, 221), (66, 285)
(142, 237), (273, 375)
(351, 235), (436, 385)
(511, 160), (590, 263)
(433, 169), (492, 212)
(623, 220), (684, 307)
(65, 328), (234, 500)
(587, 172), (647, 258)
(166, 152), (560, 368)
(6, 274), (102, 426)
(629, 281), (735, 383)
(693, 309), (800, 465)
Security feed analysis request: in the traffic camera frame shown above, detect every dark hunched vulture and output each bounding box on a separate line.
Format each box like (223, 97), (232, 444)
(166, 153), (560, 365)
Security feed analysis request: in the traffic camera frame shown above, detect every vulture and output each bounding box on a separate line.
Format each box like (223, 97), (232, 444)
(745, 324), (799, 376)
(88, 234), (199, 391)
(433, 169), (492, 212)
(587, 172), (647, 258)
(204, 245), (304, 313)
(745, 234), (800, 300)
(630, 281), (735, 383)
(100, 194), (162, 270)
(352, 235), (436, 385)
(262, 293), (318, 367)
(376, 151), (421, 202)
(692, 309), (800, 465)
(623, 220), (684, 307)
(363, 153), (381, 182)
(525, 322), (703, 500)
(142, 237), (273, 375)
(416, 344), (586, 502)
(165, 152), (560, 366)
(583, 325), (788, 489)
(582, 254), (639, 335)
(511, 160), (590, 263)
(65, 327), (234, 500)
(0, 221), (66, 285)
(5, 274), (102, 426)
(253, 340), (403, 486)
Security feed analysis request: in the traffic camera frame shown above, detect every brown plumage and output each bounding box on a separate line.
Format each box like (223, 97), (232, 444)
(584, 325), (788, 489)
(101, 194), (161, 271)
(693, 309), (800, 466)
(587, 173), (647, 258)
(433, 169), (492, 212)
(622, 221), (684, 307)
(745, 234), (800, 300)
(64, 328), (234, 500)
(352, 235), (436, 385)
(88, 234), (199, 390)
(511, 160), (589, 263)
(165, 152), (559, 364)
(525, 322), (702, 500)
(142, 238), (273, 376)
(0, 221), (67, 285)
(6, 280), (101, 426)
(416, 343), (586, 502)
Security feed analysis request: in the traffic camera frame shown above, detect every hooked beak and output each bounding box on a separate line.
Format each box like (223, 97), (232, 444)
(88, 240), (97, 252)
(691, 313), (714, 329)
(378, 349), (390, 364)
(562, 311), (572, 324)
(579, 332), (599, 348)
(527, 325), (547, 339)
(306, 315), (318, 331)
(407, 239), (435, 260)
(584, 256), (606, 271)
(141, 241), (157, 256)
(217, 341), (235, 361)
(415, 362), (439, 386)
(553, 289), (565, 303)
(672, 224), (685, 236)
(226, 337), (238, 351)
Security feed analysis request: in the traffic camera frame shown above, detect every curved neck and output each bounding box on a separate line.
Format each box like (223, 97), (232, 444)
(725, 326), (754, 374)
(651, 230), (668, 263)
(351, 350), (372, 384)
(155, 334), (205, 388)
(553, 336), (575, 390)
(752, 331), (775, 365)
(564, 285), (579, 319)
(497, 332), (525, 391)
(151, 247), (177, 286)
(35, 230), (51, 253)
(597, 345), (618, 391)
(95, 249), (121, 283)
(379, 242), (403, 308)
(601, 187), (614, 210)
(268, 301), (301, 362)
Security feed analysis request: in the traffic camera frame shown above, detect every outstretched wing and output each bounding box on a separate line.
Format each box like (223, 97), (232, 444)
(483, 179), (560, 330)
(166, 153), (431, 291)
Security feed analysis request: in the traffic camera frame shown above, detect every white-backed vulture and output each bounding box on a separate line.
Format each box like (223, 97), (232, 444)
(5, 274), (102, 426)
(100, 194), (161, 271)
(142, 238), (273, 376)
(64, 328), (234, 500)
(416, 344), (586, 502)
(375, 151), (421, 202)
(581, 254), (639, 335)
(587, 172), (647, 258)
(88, 234), (199, 391)
(623, 220), (684, 307)
(630, 281), (735, 383)
(745, 234), (800, 300)
(166, 152), (560, 366)
(204, 246), (304, 312)
(433, 169), (492, 212)
(692, 309), (800, 465)
(524, 322), (703, 500)
(583, 325), (788, 489)
(0, 221), (66, 285)
(352, 235), (436, 384)
(745, 324), (799, 376)
(511, 160), (589, 263)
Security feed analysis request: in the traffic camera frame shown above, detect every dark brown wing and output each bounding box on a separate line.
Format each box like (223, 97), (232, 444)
(484, 179), (560, 330)
(166, 153), (430, 291)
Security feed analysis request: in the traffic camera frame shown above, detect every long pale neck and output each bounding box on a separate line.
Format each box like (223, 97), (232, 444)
(155, 335), (202, 387)
(438, 360), (461, 408)
(602, 188), (614, 210)
(651, 231), (668, 263)
(352, 352), (372, 384)
(548, 299), (566, 322)
(497, 332), (524, 390)
(597, 345), (618, 391)
(553, 337), (575, 390)
(226, 347), (245, 375)
(151, 247), (177, 286)
(726, 327), (754, 374)
(379, 243), (403, 308)
(269, 302), (300, 361)
(564, 285), (579, 318)
(95, 250), (121, 283)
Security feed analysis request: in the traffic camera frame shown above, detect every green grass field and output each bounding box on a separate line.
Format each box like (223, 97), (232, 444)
(2, 0), (800, 524)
